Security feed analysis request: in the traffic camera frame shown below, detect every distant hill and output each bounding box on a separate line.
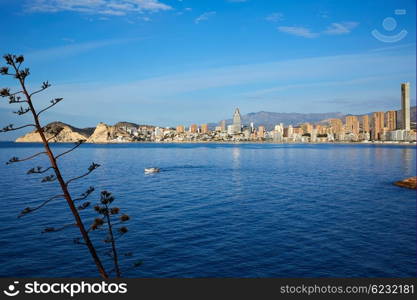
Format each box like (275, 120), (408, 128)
(16, 121), (94, 143)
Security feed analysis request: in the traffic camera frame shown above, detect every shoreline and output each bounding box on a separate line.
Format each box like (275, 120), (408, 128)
(3, 140), (416, 146)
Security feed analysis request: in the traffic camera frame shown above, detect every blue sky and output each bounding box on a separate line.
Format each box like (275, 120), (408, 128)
(0, 0), (416, 139)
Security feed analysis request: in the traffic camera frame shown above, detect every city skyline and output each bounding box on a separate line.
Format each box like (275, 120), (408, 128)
(0, 0), (416, 131)
(13, 82), (417, 144)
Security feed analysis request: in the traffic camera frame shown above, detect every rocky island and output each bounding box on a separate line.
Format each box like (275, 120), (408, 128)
(394, 177), (417, 190)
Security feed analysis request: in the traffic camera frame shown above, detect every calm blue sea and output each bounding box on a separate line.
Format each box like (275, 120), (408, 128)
(0, 142), (415, 278)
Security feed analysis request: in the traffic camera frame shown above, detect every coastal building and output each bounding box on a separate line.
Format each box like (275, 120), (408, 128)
(228, 108), (243, 135)
(201, 124), (209, 134)
(189, 124), (198, 133)
(219, 120), (226, 132)
(301, 123), (313, 134)
(372, 112), (384, 140)
(257, 126), (265, 138)
(385, 110), (397, 131)
(315, 124), (326, 135)
(287, 125), (294, 138)
(401, 82), (411, 131)
(329, 119), (343, 136)
(311, 128), (318, 142)
(154, 127), (163, 138)
(233, 108), (242, 129)
(361, 115), (370, 133)
(345, 116), (360, 135)
(176, 125), (185, 133)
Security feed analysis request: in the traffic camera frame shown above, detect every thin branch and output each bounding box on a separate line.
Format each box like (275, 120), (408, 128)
(55, 140), (84, 159)
(27, 166), (53, 174)
(47, 131), (61, 142)
(18, 194), (64, 218)
(13, 106), (31, 115)
(30, 83), (50, 97)
(74, 186), (95, 202)
(0, 124), (35, 133)
(37, 98), (63, 117)
(6, 151), (46, 164)
(104, 203), (121, 277)
(66, 163), (100, 186)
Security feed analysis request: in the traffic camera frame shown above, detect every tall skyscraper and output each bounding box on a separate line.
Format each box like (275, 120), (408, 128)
(257, 125), (265, 138)
(233, 108), (242, 129)
(401, 82), (410, 131)
(361, 115), (370, 133)
(329, 119), (343, 135)
(345, 116), (359, 135)
(372, 112), (384, 140)
(228, 108), (242, 134)
(201, 124), (209, 134)
(385, 110), (397, 131)
(189, 124), (197, 133)
(301, 123), (313, 134)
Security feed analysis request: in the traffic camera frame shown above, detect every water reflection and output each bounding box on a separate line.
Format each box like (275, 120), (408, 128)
(401, 147), (414, 174)
(232, 146), (241, 169)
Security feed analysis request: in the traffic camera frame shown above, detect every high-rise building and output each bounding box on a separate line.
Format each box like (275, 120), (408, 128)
(329, 119), (343, 135)
(372, 112), (384, 140)
(201, 124), (209, 134)
(315, 124), (326, 134)
(228, 108), (242, 135)
(288, 125), (294, 137)
(176, 125), (185, 133)
(301, 123), (313, 134)
(189, 124), (197, 133)
(401, 82), (410, 131)
(233, 108), (242, 129)
(345, 116), (360, 135)
(219, 120), (226, 132)
(257, 126), (265, 138)
(361, 115), (370, 133)
(385, 110), (397, 131)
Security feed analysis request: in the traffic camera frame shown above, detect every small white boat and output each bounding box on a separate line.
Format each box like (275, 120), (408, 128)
(144, 167), (160, 174)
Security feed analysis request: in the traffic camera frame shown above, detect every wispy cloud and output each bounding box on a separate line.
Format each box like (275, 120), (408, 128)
(195, 11), (216, 24)
(277, 26), (319, 38)
(25, 0), (172, 16)
(277, 21), (359, 38)
(323, 22), (359, 35)
(265, 12), (284, 22)
(26, 38), (137, 61)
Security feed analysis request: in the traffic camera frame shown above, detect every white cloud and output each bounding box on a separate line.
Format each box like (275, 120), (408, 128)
(323, 22), (359, 35)
(26, 38), (137, 61)
(265, 12), (284, 22)
(277, 22), (359, 38)
(26, 0), (172, 16)
(277, 26), (319, 38)
(195, 11), (216, 24)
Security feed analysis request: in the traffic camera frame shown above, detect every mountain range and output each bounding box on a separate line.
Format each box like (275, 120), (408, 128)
(214, 107), (416, 130)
